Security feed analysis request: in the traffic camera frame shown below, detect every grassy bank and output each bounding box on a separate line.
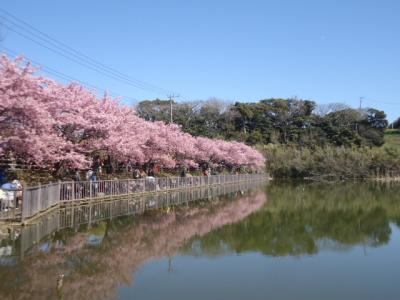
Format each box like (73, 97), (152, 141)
(384, 129), (400, 148)
(260, 143), (400, 181)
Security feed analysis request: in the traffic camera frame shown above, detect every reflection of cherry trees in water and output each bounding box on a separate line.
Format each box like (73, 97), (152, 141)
(0, 190), (267, 300)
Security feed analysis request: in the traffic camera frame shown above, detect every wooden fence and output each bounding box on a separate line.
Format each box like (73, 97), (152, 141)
(22, 173), (266, 221)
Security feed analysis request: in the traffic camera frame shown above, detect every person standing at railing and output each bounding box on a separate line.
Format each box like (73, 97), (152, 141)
(92, 158), (103, 180)
(139, 169), (147, 178)
(91, 170), (98, 182)
(0, 189), (6, 211)
(148, 168), (155, 177)
(0, 180), (20, 211)
(73, 171), (83, 199)
(180, 167), (187, 178)
(86, 168), (98, 197)
(132, 168), (140, 179)
(12, 179), (22, 208)
(91, 171), (99, 197)
(86, 169), (93, 181)
(73, 170), (81, 182)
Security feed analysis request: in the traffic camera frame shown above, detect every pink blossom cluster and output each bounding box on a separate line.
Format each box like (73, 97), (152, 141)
(0, 55), (265, 170)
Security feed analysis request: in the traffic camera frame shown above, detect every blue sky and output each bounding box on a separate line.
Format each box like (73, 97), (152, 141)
(1, 0), (399, 121)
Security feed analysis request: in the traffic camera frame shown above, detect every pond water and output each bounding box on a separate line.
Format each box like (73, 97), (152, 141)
(0, 180), (399, 300)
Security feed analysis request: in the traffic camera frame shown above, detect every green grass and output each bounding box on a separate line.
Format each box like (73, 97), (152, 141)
(384, 129), (400, 148)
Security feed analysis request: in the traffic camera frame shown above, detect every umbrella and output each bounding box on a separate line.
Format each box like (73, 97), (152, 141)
(1, 183), (16, 190)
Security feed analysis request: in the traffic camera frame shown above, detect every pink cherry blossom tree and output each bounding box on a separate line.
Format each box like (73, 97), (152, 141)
(0, 54), (265, 173)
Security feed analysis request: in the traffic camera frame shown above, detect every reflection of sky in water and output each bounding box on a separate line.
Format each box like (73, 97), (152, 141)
(188, 240), (233, 257)
(120, 225), (400, 300)
(0, 246), (12, 256)
(0, 257), (16, 266)
(315, 238), (354, 252)
(0, 245), (16, 266)
(39, 242), (51, 253)
(87, 235), (104, 246)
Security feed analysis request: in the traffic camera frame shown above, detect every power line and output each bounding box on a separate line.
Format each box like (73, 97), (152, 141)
(0, 9), (170, 94)
(0, 8), (175, 96)
(363, 99), (400, 106)
(0, 8), (194, 102)
(1, 49), (134, 102)
(0, 46), (137, 102)
(1, 22), (166, 96)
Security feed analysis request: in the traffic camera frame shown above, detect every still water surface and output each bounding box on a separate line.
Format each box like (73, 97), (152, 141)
(0, 181), (399, 300)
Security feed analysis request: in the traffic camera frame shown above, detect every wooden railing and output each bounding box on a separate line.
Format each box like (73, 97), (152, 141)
(18, 179), (265, 254)
(22, 173), (266, 221)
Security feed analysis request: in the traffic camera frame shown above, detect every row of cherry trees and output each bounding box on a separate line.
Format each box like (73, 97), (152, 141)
(0, 55), (265, 172)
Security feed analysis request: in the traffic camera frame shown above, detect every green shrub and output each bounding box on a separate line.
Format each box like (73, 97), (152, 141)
(260, 144), (400, 180)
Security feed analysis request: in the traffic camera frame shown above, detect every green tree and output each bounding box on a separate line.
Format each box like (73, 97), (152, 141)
(392, 117), (400, 129)
(136, 99), (172, 122)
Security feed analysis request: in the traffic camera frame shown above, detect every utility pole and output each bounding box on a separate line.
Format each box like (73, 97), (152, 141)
(359, 97), (364, 111)
(167, 94), (179, 123)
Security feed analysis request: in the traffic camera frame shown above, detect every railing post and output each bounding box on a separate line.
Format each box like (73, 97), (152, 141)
(88, 203), (92, 227)
(37, 183), (41, 214)
(57, 180), (61, 202)
(21, 185), (26, 222)
(71, 206), (74, 227)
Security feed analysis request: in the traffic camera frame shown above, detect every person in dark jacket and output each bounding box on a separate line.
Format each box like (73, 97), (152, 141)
(180, 167), (187, 177)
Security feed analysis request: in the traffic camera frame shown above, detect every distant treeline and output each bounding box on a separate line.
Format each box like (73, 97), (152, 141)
(137, 98), (400, 180)
(137, 98), (389, 148)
